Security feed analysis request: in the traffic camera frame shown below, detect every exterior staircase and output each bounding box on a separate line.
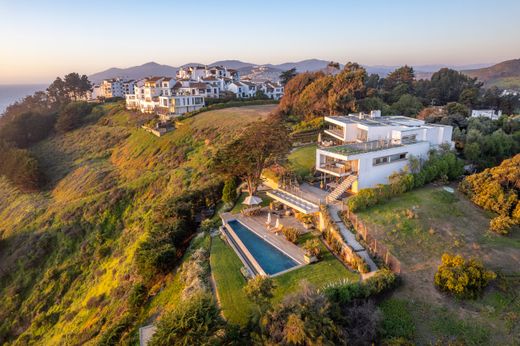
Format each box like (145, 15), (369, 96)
(326, 175), (357, 203)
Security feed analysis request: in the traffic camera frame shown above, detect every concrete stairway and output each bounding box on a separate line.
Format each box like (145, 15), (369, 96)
(326, 175), (357, 202)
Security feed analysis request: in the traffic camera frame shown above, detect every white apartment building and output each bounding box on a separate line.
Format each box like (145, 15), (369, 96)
(259, 81), (284, 100)
(101, 78), (136, 98)
(316, 111), (453, 194)
(125, 76), (205, 117)
(471, 109), (502, 120)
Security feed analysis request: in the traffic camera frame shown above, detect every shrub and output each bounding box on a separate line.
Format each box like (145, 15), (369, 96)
(55, 102), (93, 133)
(150, 293), (223, 346)
(434, 253), (496, 298)
(0, 140), (44, 191)
(128, 283), (147, 309)
(244, 275), (275, 312)
(348, 151), (463, 212)
(282, 226), (300, 243)
(489, 215), (515, 235)
(303, 239), (322, 259)
(221, 178), (237, 205)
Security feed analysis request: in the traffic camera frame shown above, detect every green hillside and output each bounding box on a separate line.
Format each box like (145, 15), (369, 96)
(463, 58), (520, 89)
(0, 102), (274, 345)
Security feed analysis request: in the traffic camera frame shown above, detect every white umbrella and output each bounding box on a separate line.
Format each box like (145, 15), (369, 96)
(318, 132), (322, 144)
(275, 217), (280, 229)
(243, 195), (262, 206)
(266, 212), (271, 224)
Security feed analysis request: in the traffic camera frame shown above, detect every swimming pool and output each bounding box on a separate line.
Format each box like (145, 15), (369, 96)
(227, 220), (298, 275)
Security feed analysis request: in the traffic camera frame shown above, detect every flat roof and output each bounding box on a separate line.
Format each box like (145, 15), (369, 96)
(327, 115), (425, 127)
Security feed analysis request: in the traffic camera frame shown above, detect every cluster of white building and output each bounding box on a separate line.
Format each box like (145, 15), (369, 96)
(91, 65), (284, 118)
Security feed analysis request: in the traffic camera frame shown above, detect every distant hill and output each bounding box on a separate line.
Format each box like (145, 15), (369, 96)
(463, 59), (520, 89)
(88, 60), (499, 84)
(89, 62), (178, 83)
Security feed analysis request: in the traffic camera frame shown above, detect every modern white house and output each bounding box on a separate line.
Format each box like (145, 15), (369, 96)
(317, 111), (453, 194)
(267, 110), (454, 213)
(471, 109), (502, 120)
(259, 81), (284, 100)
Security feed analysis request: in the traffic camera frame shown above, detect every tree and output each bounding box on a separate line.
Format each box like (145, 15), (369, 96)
(259, 282), (343, 345)
(47, 73), (92, 104)
(384, 65), (415, 91)
(280, 68), (297, 86)
(213, 117), (291, 197)
(0, 140), (44, 191)
(428, 68), (482, 105)
(434, 253), (496, 298)
(327, 62), (367, 115)
(390, 94), (423, 116)
(244, 276), (275, 312)
(277, 72), (323, 117)
(221, 178), (238, 205)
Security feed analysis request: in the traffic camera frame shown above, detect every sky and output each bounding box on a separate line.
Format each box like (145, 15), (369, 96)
(1, 0), (520, 84)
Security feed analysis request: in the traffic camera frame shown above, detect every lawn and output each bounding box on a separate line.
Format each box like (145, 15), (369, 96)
(288, 144), (316, 179)
(355, 185), (520, 345)
(210, 231), (359, 325)
(210, 236), (255, 325)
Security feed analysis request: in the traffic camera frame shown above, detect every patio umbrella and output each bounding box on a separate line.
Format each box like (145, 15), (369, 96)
(266, 212), (271, 225)
(275, 217), (280, 229)
(243, 195), (262, 206)
(318, 132), (322, 144)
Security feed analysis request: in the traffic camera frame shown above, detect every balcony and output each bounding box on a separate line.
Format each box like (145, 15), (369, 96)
(322, 138), (413, 156)
(324, 127), (344, 140)
(317, 162), (353, 177)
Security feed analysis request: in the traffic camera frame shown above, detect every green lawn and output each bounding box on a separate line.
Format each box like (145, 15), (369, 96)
(210, 236), (254, 325)
(355, 186), (520, 345)
(288, 145), (316, 179)
(210, 231), (359, 325)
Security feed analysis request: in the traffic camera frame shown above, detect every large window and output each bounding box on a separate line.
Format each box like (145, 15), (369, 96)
(373, 152), (407, 166)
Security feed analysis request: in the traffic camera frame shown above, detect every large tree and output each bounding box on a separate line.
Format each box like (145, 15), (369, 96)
(279, 68), (297, 86)
(327, 62), (367, 115)
(213, 116), (291, 196)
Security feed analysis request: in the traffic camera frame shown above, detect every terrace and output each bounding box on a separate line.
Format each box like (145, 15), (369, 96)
(322, 138), (410, 156)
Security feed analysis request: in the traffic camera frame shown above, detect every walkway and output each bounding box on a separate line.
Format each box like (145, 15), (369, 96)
(266, 189), (319, 214)
(327, 204), (378, 272)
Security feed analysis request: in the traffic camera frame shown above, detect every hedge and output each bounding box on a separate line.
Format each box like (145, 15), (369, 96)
(347, 151), (463, 212)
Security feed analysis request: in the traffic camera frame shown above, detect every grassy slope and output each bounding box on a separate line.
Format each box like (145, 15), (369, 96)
(356, 186), (520, 345)
(288, 144), (316, 178)
(0, 102), (275, 345)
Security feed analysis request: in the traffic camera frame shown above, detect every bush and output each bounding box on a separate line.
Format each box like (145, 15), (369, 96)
(244, 275), (275, 311)
(281, 226), (300, 243)
(221, 178), (237, 205)
(348, 151), (463, 212)
(489, 215), (515, 235)
(434, 253), (496, 298)
(0, 140), (44, 191)
(55, 102), (93, 133)
(128, 283), (147, 309)
(303, 239), (322, 259)
(150, 293), (224, 346)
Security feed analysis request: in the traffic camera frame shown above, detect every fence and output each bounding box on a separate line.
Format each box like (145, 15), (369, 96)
(342, 207), (402, 274)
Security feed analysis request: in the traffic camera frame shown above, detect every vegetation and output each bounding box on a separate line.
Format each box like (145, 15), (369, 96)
(281, 226), (300, 243)
(213, 115), (291, 196)
(54, 102), (93, 133)
(460, 154), (519, 234)
(434, 253), (496, 298)
(0, 140), (43, 191)
(348, 150), (463, 212)
(355, 186), (520, 344)
(244, 275), (275, 312)
(221, 178), (238, 205)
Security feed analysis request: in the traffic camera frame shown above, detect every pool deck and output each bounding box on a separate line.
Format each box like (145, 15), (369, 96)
(221, 211), (307, 269)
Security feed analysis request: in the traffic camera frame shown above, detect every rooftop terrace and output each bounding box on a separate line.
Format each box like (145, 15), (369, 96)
(321, 138), (410, 156)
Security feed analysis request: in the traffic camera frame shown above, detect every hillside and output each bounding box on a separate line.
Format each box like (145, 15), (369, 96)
(0, 102), (274, 344)
(463, 58), (520, 89)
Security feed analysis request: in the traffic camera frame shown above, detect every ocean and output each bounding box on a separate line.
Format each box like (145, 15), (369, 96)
(0, 84), (48, 115)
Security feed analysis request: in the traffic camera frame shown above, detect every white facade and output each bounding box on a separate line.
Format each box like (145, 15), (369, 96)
(317, 111), (454, 193)
(125, 76), (205, 117)
(101, 78), (135, 98)
(471, 109), (502, 120)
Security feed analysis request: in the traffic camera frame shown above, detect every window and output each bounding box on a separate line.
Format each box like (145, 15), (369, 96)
(356, 128), (368, 141)
(402, 134), (417, 144)
(373, 152), (407, 166)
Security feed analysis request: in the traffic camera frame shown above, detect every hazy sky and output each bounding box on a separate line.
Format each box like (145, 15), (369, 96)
(1, 0), (519, 83)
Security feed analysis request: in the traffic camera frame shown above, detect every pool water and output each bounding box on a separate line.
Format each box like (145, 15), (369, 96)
(227, 220), (298, 275)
